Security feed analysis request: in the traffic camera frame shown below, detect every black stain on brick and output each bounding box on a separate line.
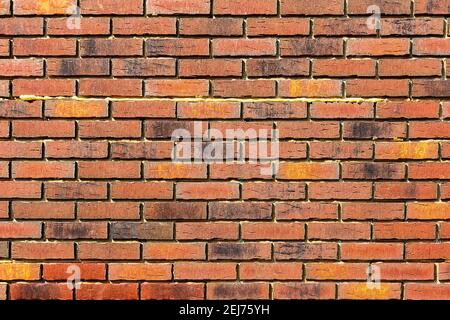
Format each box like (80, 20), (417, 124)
(59, 59), (76, 76)
(209, 243), (257, 259)
(48, 223), (90, 239)
(83, 39), (97, 56)
(111, 222), (173, 240)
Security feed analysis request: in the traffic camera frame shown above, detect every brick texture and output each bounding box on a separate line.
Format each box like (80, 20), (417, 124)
(0, 0), (449, 301)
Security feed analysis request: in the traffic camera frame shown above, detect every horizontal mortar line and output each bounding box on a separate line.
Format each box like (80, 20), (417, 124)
(13, 95), (388, 103)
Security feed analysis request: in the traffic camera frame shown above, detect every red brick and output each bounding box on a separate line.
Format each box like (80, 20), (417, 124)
(148, 0), (209, 14)
(146, 38), (209, 56)
(339, 283), (401, 300)
(410, 121), (450, 138)
(306, 263), (368, 280)
(274, 283), (336, 299)
(48, 17), (110, 35)
(113, 17), (175, 35)
(214, 0), (276, 15)
(209, 202), (272, 220)
(379, 59), (442, 76)
(281, 0), (344, 15)
(0, 222), (41, 239)
(274, 243), (338, 260)
(276, 202), (338, 220)
(144, 243), (205, 260)
(347, 39), (410, 56)
(145, 202), (207, 220)
(240, 263), (302, 280)
(13, 120), (75, 138)
(0, 141), (42, 159)
(409, 163), (450, 179)
(405, 284), (450, 300)
(141, 283), (204, 300)
(146, 80), (209, 97)
(81, 0), (143, 14)
(279, 80), (342, 98)
(0, 263), (40, 281)
(209, 242), (271, 260)
(174, 263), (236, 280)
(415, 0), (450, 14)
(311, 102), (374, 119)
(78, 202), (140, 220)
(79, 79), (142, 97)
(13, 79), (75, 96)
(180, 18), (242, 36)
(413, 39), (450, 55)
(0, 59), (43, 77)
(44, 263), (105, 281)
(315, 18), (376, 36)
(310, 142), (373, 160)
(347, 80), (409, 97)
(406, 243), (450, 260)
(375, 182), (437, 200)
(413, 80), (450, 97)
(242, 222), (305, 240)
(341, 243), (404, 260)
(76, 283), (138, 300)
(176, 182), (239, 200)
(179, 59), (242, 77)
(14, 0), (76, 15)
(14, 38), (76, 56)
(313, 59), (376, 77)
(243, 182), (305, 200)
(111, 182), (173, 200)
(45, 100), (108, 118)
(0, 18), (43, 35)
(112, 58), (175, 77)
(348, 0), (411, 15)
(247, 59), (309, 77)
(47, 58), (110, 76)
(13, 161), (74, 179)
(375, 263), (434, 280)
(45, 222), (108, 239)
(408, 203), (450, 220)
(0, 181), (41, 199)
(281, 38), (343, 56)
(207, 283), (269, 300)
(342, 202), (405, 220)
(108, 263), (171, 281)
(10, 283), (72, 300)
(78, 161), (141, 179)
(309, 182), (372, 200)
(343, 121), (407, 139)
(247, 18), (309, 36)
(46, 182), (107, 200)
(308, 223), (370, 240)
(376, 101), (440, 119)
(81, 39), (143, 56)
(277, 162), (339, 180)
(382, 18), (443, 35)
(342, 162), (405, 180)
(13, 202), (75, 219)
(45, 141), (108, 159)
(12, 242), (74, 260)
(78, 120), (141, 138)
(243, 102), (306, 119)
(112, 101), (175, 118)
(176, 222), (238, 240)
(78, 243), (140, 260)
(374, 222), (435, 240)
(213, 39), (276, 56)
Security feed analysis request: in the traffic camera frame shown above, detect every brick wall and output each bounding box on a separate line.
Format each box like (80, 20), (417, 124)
(0, 0), (449, 300)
